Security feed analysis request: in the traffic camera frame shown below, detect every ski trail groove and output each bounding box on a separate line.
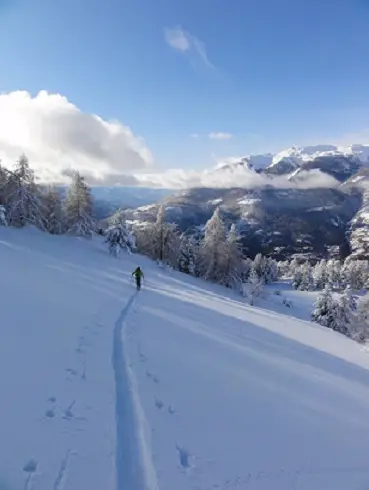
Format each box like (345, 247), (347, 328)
(112, 292), (159, 490)
(53, 450), (71, 490)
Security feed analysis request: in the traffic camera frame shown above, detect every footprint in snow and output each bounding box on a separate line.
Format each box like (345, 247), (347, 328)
(146, 371), (159, 384)
(66, 368), (77, 376)
(23, 459), (37, 473)
(45, 408), (55, 418)
(139, 352), (147, 363)
(63, 401), (76, 420)
(155, 399), (164, 410)
(45, 396), (57, 418)
(168, 405), (175, 415)
(23, 458), (38, 489)
(176, 445), (191, 469)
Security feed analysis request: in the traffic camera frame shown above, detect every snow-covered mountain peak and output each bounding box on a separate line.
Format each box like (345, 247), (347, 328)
(271, 145), (338, 168)
(214, 144), (369, 181)
(338, 144), (369, 163)
(214, 154), (273, 172)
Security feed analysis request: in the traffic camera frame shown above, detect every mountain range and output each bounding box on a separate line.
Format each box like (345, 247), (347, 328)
(102, 144), (369, 261)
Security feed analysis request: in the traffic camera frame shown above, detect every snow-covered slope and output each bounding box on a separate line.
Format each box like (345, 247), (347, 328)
(2, 228), (369, 489)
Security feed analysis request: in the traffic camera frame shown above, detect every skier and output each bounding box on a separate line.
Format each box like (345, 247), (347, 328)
(132, 266), (144, 290)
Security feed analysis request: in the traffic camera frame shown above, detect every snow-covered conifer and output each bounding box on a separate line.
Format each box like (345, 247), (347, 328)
(277, 260), (290, 279)
(6, 154), (46, 230)
(200, 207), (227, 282)
(149, 205), (179, 265)
(178, 234), (200, 276)
(0, 164), (8, 205)
(263, 257), (278, 284)
(65, 171), (95, 237)
(311, 285), (339, 330)
(312, 259), (328, 290)
(299, 262), (314, 291)
(0, 205), (7, 225)
(351, 295), (369, 342)
(334, 286), (357, 335)
(289, 258), (300, 277)
(252, 253), (266, 279)
(243, 269), (264, 305)
(241, 258), (253, 282)
(43, 186), (64, 234)
(342, 259), (368, 290)
(105, 218), (135, 257)
(292, 265), (303, 290)
(222, 224), (243, 289)
(326, 259), (342, 289)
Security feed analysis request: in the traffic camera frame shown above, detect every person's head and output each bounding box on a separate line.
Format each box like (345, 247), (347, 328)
(137, 266), (141, 271)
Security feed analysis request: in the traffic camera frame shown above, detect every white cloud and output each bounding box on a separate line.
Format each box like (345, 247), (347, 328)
(132, 160), (340, 190)
(208, 132), (233, 140)
(164, 26), (213, 68)
(190, 133), (200, 139)
(0, 90), (154, 185)
(164, 27), (191, 52)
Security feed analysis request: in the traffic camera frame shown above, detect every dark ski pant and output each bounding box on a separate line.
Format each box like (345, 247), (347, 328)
(136, 277), (141, 290)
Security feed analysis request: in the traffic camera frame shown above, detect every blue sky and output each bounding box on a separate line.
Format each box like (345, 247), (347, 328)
(1, 0), (369, 176)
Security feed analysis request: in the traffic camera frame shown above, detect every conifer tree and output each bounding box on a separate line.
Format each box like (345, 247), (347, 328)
(222, 224), (243, 289)
(43, 186), (64, 234)
(6, 154), (46, 229)
(65, 171), (95, 237)
(105, 217), (135, 256)
(200, 207), (227, 282)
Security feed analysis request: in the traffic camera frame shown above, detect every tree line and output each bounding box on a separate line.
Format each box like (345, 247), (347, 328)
(0, 155), (95, 236)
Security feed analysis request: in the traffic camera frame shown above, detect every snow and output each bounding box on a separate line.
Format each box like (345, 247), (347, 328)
(238, 197), (261, 205)
(268, 144), (369, 170)
(351, 175), (366, 183)
(137, 204), (156, 211)
(2, 228), (369, 489)
(214, 155), (273, 172)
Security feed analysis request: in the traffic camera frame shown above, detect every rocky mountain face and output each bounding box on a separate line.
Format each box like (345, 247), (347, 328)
(110, 145), (369, 261)
(341, 168), (369, 260)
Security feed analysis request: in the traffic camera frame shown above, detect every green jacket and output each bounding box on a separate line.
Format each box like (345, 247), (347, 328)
(132, 268), (144, 279)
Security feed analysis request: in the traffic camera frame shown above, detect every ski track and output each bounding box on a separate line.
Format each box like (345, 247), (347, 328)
(53, 450), (71, 490)
(112, 291), (159, 490)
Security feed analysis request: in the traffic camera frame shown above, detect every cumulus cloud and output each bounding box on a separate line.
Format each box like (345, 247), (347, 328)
(164, 26), (213, 68)
(0, 90), (154, 185)
(208, 132), (233, 140)
(0, 90), (342, 193)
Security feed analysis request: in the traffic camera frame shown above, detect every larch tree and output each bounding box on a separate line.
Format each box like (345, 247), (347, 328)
(65, 171), (95, 237)
(222, 223), (243, 289)
(43, 186), (64, 234)
(6, 154), (46, 230)
(200, 207), (227, 282)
